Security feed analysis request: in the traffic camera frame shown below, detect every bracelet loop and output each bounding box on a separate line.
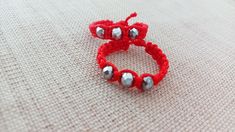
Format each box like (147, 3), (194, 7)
(97, 40), (169, 91)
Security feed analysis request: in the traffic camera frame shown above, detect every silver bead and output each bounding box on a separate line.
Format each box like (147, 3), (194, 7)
(102, 66), (113, 80)
(142, 76), (154, 90)
(129, 28), (139, 39)
(112, 27), (122, 40)
(121, 73), (133, 88)
(96, 27), (104, 38)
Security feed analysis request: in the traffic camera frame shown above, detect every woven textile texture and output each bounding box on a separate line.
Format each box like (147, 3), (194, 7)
(0, 0), (235, 131)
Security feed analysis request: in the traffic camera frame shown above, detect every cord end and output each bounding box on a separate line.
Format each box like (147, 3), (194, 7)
(125, 12), (137, 24)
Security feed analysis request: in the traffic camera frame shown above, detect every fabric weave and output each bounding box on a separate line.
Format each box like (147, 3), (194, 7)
(0, 0), (234, 131)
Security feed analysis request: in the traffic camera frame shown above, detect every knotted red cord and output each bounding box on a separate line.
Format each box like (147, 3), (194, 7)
(89, 13), (169, 92)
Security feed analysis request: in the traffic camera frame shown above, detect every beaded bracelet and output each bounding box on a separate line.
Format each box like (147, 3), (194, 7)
(89, 13), (169, 92)
(89, 12), (148, 41)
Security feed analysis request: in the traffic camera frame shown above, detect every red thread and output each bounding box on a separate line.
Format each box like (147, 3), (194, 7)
(96, 39), (169, 91)
(89, 12), (148, 41)
(90, 13), (169, 91)
(125, 12), (137, 24)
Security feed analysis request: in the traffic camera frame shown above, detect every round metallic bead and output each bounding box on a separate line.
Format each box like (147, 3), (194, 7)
(102, 66), (113, 80)
(112, 27), (122, 40)
(142, 76), (154, 90)
(129, 28), (139, 39)
(96, 27), (104, 38)
(121, 73), (134, 88)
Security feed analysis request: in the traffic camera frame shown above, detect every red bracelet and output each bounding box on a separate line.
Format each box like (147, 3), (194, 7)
(89, 12), (148, 41)
(89, 13), (169, 92)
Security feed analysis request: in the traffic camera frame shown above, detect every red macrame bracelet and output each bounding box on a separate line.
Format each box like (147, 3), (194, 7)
(89, 13), (169, 92)
(89, 12), (148, 41)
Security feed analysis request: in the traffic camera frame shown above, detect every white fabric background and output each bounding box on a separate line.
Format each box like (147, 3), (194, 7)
(0, 0), (234, 131)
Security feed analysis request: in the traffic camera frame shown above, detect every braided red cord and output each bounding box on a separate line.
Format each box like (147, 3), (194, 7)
(89, 13), (148, 41)
(96, 40), (169, 91)
(90, 12), (169, 92)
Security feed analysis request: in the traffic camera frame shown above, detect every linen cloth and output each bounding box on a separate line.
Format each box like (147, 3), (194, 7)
(0, 0), (234, 131)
